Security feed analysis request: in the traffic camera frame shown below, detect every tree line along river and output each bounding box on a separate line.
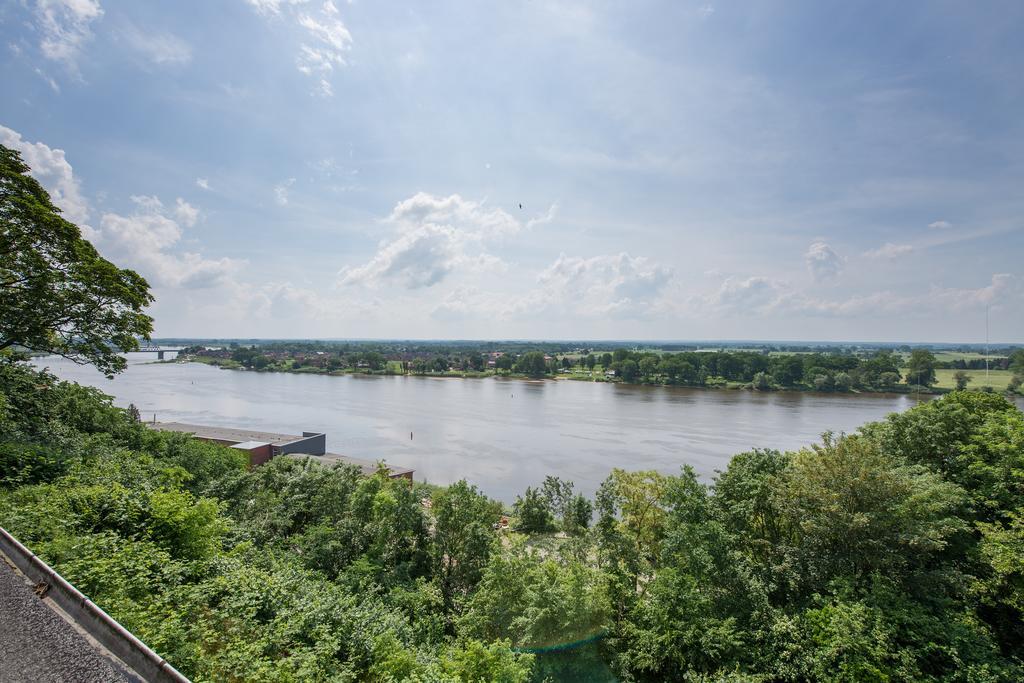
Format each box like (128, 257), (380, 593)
(33, 352), (1024, 503)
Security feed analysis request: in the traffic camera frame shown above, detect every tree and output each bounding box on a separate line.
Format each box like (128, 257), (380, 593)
(513, 486), (554, 533)
(515, 351), (548, 377)
(541, 476), (573, 521)
(772, 355), (805, 387)
(0, 145), (153, 376)
(433, 480), (500, 615)
(459, 541), (609, 654)
(1009, 349), (1024, 376)
(638, 355), (659, 379)
(811, 371), (834, 392)
(779, 434), (965, 594)
(833, 371), (853, 392)
(362, 351), (386, 371)
(954, 370), (972, 390)
(615, 359), (639, 382)
(905, 349), (937, 387)
(440, 639), (533, 683)
(596, 469), (668, 595)
(565, 494), (593, 533)
(878, 371), (901, 390)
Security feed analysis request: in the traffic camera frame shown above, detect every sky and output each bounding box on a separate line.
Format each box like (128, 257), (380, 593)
(2, 0), (1023, 342)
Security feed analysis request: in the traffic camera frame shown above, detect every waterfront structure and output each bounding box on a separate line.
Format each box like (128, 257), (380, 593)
(148, 422), (414, 479)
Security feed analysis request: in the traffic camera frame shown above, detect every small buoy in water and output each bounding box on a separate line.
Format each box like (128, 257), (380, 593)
(410, 431), (413, 440)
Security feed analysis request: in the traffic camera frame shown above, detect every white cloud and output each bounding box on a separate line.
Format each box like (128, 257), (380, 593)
(702, 275), (786, 315)
(804, 241), (843, 281)
(296, 44), (344, 75)
(929, 220), (952, 229)
(388, 192), (521, 238)
(696, 272), (1022, 320)
(0, 124), (93, 236)
(96, 196), (240, 289)
(431, 286), (494, 321)
(427, 252), (674, 321)
(544, 253), (672, 313)
(297, 8), (351, 52)
(247, 0), (351, 95)
(315, 77), (333, 97)
(505, 253), (673, 319)
(339, 223), (465, 289)
(338, 192), (534, 289)
(274, 178), (295, 205)
(174, 198), (199, 227)
(928, 273), (1021, 312)
(526, 203), (559, 229)
(864, 242), (913, 259)
(195, 177), (210, 190)
(34, 67), (61, 92)
(120, 23), (191, 65)
(33, 0), (103, 66)
(244, 0), (310, 16)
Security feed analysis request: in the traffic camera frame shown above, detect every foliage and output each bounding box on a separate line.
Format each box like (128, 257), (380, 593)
(515, 352), (549, 377)
(3, 360), (1024, 681)
(905, 348), (938, 387)
(513, 486), (555, 533)
(459, 540), (610, 650)
(0, 145), (153, 377)
(433, 480), (501, 616)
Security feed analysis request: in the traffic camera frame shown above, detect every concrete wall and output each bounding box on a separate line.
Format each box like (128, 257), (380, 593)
(274, 432), (326, 456)
(248, 443), (273, 467)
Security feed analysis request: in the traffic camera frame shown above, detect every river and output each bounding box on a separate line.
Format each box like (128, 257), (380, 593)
(33, 353), (1019, 502)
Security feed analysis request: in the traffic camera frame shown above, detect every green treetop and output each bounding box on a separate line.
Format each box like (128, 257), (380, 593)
(904, 348), (937, 387)
(0, 145), (153, 376)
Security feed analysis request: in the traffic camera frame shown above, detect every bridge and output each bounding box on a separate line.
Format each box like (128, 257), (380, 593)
(134, 347), (186, 360)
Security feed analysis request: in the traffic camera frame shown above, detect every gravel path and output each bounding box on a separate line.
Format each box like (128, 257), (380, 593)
(0, 558), (127, 682)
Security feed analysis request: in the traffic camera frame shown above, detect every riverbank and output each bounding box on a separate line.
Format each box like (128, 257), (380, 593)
(163, 355), (1024, 399)
(40, 353), (952, 501)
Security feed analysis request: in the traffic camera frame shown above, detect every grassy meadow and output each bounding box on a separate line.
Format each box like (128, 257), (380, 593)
(930, 367), (1016, 390)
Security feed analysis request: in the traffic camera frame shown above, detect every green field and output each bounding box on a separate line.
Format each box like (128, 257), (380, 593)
(891, 350), (1006, 363)
(932, 351), (1007, 363)
(931, 368), (1016, 390)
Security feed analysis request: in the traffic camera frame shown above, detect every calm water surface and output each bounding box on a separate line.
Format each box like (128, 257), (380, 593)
(35, 353), (1018, 502)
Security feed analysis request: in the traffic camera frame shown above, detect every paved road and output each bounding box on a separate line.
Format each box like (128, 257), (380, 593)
(0, 558), (127, 682)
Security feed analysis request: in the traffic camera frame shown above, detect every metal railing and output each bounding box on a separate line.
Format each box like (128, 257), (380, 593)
(0, 527), (190, 683)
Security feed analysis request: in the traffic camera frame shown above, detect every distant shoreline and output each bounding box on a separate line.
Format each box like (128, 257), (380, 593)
(162, 356), (970, 398)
